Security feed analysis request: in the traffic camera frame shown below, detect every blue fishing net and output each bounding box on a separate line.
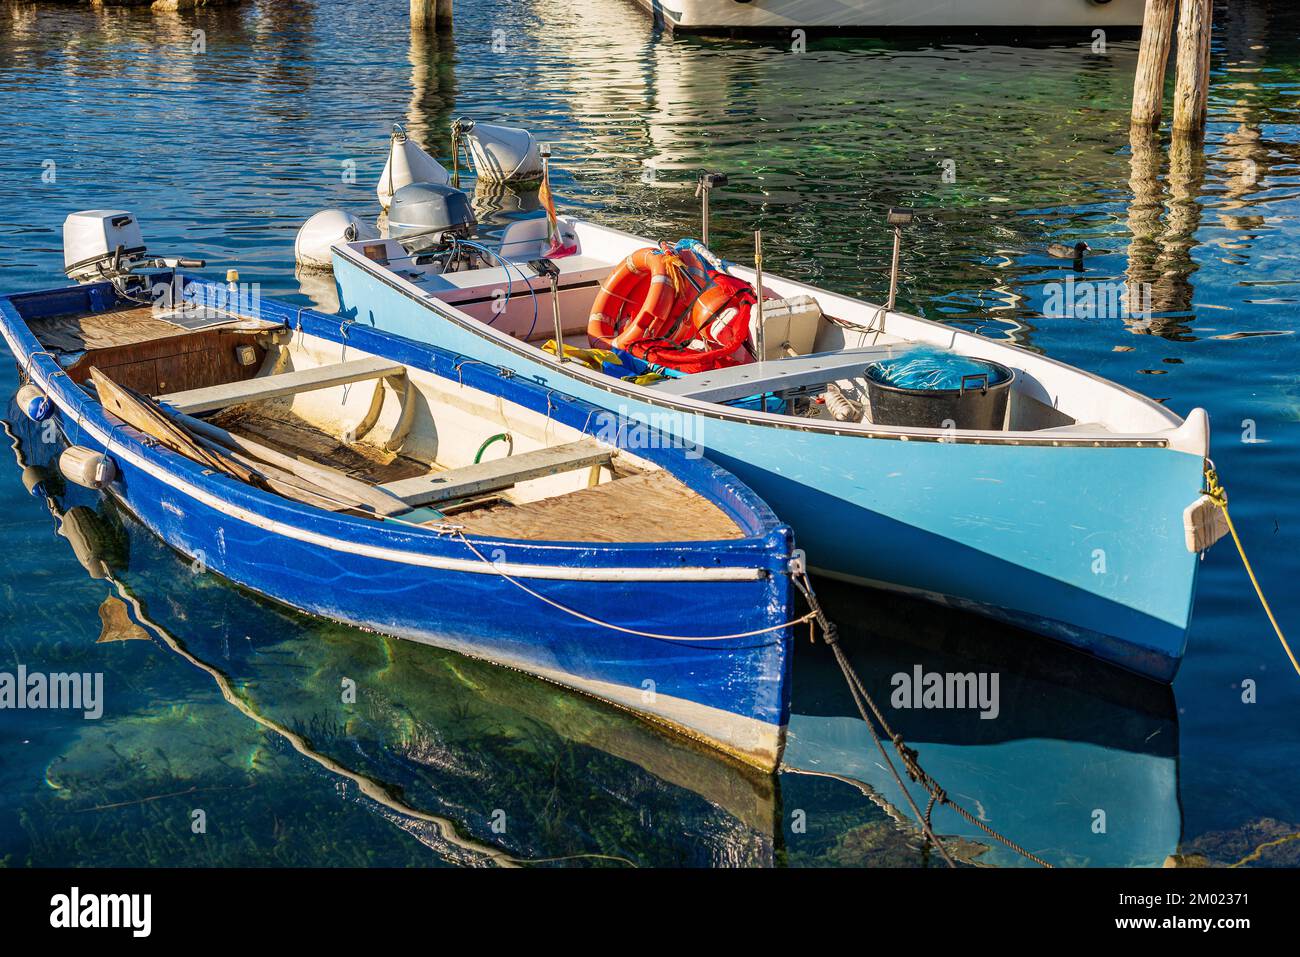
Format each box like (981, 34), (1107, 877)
(866, 347), (1009, 391)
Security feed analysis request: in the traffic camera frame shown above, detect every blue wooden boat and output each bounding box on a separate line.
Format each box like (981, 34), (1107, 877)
(0, 270), (800, 771)
(329, 214), (1226, 682)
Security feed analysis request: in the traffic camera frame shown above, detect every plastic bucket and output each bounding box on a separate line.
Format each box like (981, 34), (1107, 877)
(865, 354), (1014, 431)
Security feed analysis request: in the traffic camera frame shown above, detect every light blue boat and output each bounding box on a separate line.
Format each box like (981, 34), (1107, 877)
(331, 215), (1225, 682)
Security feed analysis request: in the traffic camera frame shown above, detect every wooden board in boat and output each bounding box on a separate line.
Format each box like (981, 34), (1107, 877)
(30, 305), (274, 352)
(453, 470), (743, 543)
(208, 405), (430, 486)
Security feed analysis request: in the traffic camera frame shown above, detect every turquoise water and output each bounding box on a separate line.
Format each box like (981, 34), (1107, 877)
(0, 0), (1297, 867)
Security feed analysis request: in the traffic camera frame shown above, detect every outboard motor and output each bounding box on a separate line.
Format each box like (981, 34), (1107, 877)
(387, 182), (477, 254)
(62, 210), (204, 285)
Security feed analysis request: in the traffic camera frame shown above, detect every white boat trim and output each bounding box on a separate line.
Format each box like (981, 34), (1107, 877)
(335, 224), (1206, 457)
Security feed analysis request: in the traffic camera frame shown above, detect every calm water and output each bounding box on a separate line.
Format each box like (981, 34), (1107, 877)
(1, 0), (1297, 867)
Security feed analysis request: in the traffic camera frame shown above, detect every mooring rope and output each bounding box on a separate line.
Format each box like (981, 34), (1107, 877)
(1204, 467), (1298, 679)
(790, 573), (1053, 869)
(451, 530), (814, 642)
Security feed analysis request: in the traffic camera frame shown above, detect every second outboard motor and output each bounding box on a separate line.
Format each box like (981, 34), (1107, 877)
(387, 182), (477, 254)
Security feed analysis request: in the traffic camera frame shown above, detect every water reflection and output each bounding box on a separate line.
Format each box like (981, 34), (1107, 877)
(789, 580), (1182, 867)
(406, 21), (458, 147)
(5, 408), (778, 867)
(1, 0), (1297, 867)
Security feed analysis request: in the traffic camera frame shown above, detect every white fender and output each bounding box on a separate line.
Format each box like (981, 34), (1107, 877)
(464, 122), (543, 183)
(377, 133), (450, 210)
(295, 210), (378, 270)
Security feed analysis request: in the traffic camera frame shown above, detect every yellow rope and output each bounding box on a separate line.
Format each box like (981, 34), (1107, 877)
(1230, 830), (1300, 868)
(1205, 467), (1299, 678)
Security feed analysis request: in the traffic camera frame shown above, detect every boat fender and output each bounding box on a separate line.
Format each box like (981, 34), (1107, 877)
(295, 210), (379, 270)
(823, 383), (864, 423)
(21, 465), (49, 498)
(59, 446), (117, 490)
(378, 127), (451, 210)
(17, 383), (52, 422)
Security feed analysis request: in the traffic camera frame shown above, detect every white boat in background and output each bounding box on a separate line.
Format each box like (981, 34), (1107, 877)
(634, 0), (1145, 32)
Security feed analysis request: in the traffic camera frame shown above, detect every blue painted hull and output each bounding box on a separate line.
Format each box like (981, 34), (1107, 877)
(334, 255), (1205, 681)
(0, 280), (796, 769)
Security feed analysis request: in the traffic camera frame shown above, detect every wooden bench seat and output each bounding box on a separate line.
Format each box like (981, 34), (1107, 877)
(379, 439), (613, 507)
(158, 356), (405, 415)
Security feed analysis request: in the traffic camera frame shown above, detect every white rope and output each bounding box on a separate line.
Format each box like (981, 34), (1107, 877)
(453, 532), (811, 642)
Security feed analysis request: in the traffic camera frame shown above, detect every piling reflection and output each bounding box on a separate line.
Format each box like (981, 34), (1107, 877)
(406, 24), (458, 152)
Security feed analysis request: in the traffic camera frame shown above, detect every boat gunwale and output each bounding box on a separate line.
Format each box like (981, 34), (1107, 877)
(334, 221), (1193, 452)
(0, 281), (789, 583)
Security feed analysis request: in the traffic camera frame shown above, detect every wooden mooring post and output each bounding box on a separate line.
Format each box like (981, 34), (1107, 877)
(1172, 0), (1213, 134)
(1131, 0), (1212, 134)
(411, 0), (453, 31)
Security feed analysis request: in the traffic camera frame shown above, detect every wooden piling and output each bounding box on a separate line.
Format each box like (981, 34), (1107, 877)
(1172, 0), (1213, 135)
(1131, 0), (1178, 128)
(411, 0), (434, 30)
(412, 0), (452, 31)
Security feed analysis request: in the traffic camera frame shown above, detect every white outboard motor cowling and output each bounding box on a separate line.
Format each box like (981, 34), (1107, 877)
(295, 209), (378, 270)
(64, 211), (146, 283)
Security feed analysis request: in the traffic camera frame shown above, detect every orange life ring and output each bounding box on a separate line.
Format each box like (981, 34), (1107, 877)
(629, 270), (757, 374)
(588, 248), (686, 351)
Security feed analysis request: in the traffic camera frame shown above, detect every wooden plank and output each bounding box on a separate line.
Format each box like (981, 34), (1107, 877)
(170, 410), (412, 517)
(159, 356), (405, 414)
(651, 346), (907, 404)
(381, 440), (613, 507)
(454, 471), (741, 543)
(89, 368), (262, 486)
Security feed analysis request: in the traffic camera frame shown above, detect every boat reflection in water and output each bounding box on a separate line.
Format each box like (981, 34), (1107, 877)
(8, 400), (1179, 868)
(786, 579), (1181, 867)
(5, 405), (778, 868)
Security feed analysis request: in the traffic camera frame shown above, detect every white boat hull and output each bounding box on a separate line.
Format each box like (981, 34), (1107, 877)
(635, 0), (1145, 30)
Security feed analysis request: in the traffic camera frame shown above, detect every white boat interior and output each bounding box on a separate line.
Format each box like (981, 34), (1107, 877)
(28, 303), (744, 542)
(338, 217), (1207, 455)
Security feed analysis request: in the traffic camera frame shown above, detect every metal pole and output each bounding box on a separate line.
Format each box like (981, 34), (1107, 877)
(550, 274), (565, 363)
(696, 172), (726, 249)
(754, 230), (766, 412)
(753, 230), (765, 362)
(886, 224), (902, 314)
(539, 148), (566, 364)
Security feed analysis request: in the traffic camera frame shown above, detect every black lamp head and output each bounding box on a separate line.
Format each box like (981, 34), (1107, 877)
(887, 207), (914, 227)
